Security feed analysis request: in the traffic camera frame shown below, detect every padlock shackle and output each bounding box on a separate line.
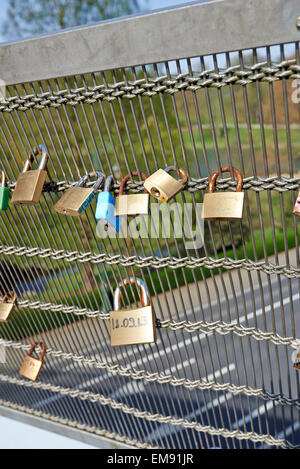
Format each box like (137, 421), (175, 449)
(75, 171), (105, 190)
(119, 172), (148, 196)
(0, 170), (7, 188)
(164, 166), (188, 185)
(1, 291), (17, 304)
(114, 277), (150, 311)
(208, 166), (243, 193)
(28, 342), (46, 361)
(104, 175), (114, 193)
(22, 145), (48, 173)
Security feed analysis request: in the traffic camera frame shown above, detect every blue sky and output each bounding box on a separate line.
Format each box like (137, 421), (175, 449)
(0, 0), (196, 42)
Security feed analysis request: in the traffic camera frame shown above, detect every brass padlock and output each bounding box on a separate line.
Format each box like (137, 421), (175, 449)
(110, 277), (156, 347)
(293, 191), (300, 216)
(203, 166), (244, 220)
(19, 342), (46, 382)
(12, 145), (48, 206)
(54, 171), (104, 216)
(115, 172), (149, 216)
(0, 291), (17, 322)
(144, 166), (188, 202)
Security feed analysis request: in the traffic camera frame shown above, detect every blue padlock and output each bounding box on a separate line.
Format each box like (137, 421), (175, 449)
(95, 175), (120, 233)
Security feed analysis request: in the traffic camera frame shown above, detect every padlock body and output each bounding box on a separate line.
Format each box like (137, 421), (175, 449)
(110, 305), (156, 346)
(115, 194), (149, 216)
(0, 303), (15, 322)
(19, 356), (43, 381)
(144, 169), (183, 202)
(54, 187), (95, 216)
(0, 187), (10, 211)
(95, 192), (119, 232)
(12, 170), (47, 206)
(203, 192), (244, 220)
(293, 191), (300, 216)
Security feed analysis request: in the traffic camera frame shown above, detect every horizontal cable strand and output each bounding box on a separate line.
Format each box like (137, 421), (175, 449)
(0, 373), (291, 449)
(0, 398), (156, 449)
(1, 243), (299, 278)
(1, 338), (299, 409)
(0, 60), (299, 113)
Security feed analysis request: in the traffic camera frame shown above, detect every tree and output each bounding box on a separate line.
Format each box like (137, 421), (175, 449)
(2, 0), (140, 39)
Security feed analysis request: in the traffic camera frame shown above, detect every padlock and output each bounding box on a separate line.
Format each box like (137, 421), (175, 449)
(54, 171), (104, 216)
(0, 171), (10, 211)
(0, 291), (17, 322)
(293, 347), (300, 370)
(293, 191), (300, 216)
(19, 342), (46, 382)
(12, 145), (48, 206)
(202, 166), (244, 220)
(95, 175), (120, 232)
(110, 277), (156, 347)
(115, 172), (149, 216)
(144, 166), (188, 202)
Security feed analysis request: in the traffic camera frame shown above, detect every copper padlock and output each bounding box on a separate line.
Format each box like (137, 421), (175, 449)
(203, 166), (244, 220)
(110, 277), (156, 347)
(144, 166), (188, 202)
(114, 172), (149, 216)
(19, 343), (46, 381)
(293, 191), (300, 216)
(0, 291), (17, 322)
(12, 145), (48, 206)
(54, 171), (104, 216)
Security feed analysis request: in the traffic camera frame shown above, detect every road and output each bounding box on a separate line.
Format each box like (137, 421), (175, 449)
(0, 272), (299, 449)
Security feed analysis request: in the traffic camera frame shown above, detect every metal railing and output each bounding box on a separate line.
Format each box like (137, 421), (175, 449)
(0, 0), (300, 449)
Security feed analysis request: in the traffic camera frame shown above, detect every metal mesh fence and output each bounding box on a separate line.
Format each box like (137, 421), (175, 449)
(0, 2), (300, 449)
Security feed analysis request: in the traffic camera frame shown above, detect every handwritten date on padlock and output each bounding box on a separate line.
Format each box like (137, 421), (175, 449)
(110, 306), (155, 346)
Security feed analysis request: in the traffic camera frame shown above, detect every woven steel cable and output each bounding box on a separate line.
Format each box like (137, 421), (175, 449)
(0, 43), (299, 447)
(0, 373), (293, 449)
(0, 60), (299, 113)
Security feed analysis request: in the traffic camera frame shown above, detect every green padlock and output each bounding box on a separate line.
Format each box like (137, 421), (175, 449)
(0, 171), (10, 211)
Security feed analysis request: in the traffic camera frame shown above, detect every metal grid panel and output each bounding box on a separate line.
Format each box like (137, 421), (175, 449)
(0, 0), (300, 449)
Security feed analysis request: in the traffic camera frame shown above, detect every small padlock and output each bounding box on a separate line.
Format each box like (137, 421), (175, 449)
(54, 171), (104, 216)
(19, 342), (46, 382)
(110, 277), (156, 347)
(202, 166), (244, 220)
(0, 171), (10, 211)
(0, 291), (17, 322)
(115, 172), (149, 216)
(293, 191), (300, 216)
(12, 145), (48, 206)
(293, 347), (300, 370)
(95, 175), (120, 233)
(144, 166), (188, 202)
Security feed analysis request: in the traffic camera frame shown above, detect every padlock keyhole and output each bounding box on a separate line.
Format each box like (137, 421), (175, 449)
(151, 187), (160, 198)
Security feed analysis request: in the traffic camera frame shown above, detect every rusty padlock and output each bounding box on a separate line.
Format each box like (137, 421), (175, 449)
(110, 277), (156, 347)
(203, 166), (244, 220)
(144, 166), (188, 202)
(114, 172), (149, 216)
(12, 145), (48, 206)
(19, 343), (46, 381)
(0, 291), (17, 322)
